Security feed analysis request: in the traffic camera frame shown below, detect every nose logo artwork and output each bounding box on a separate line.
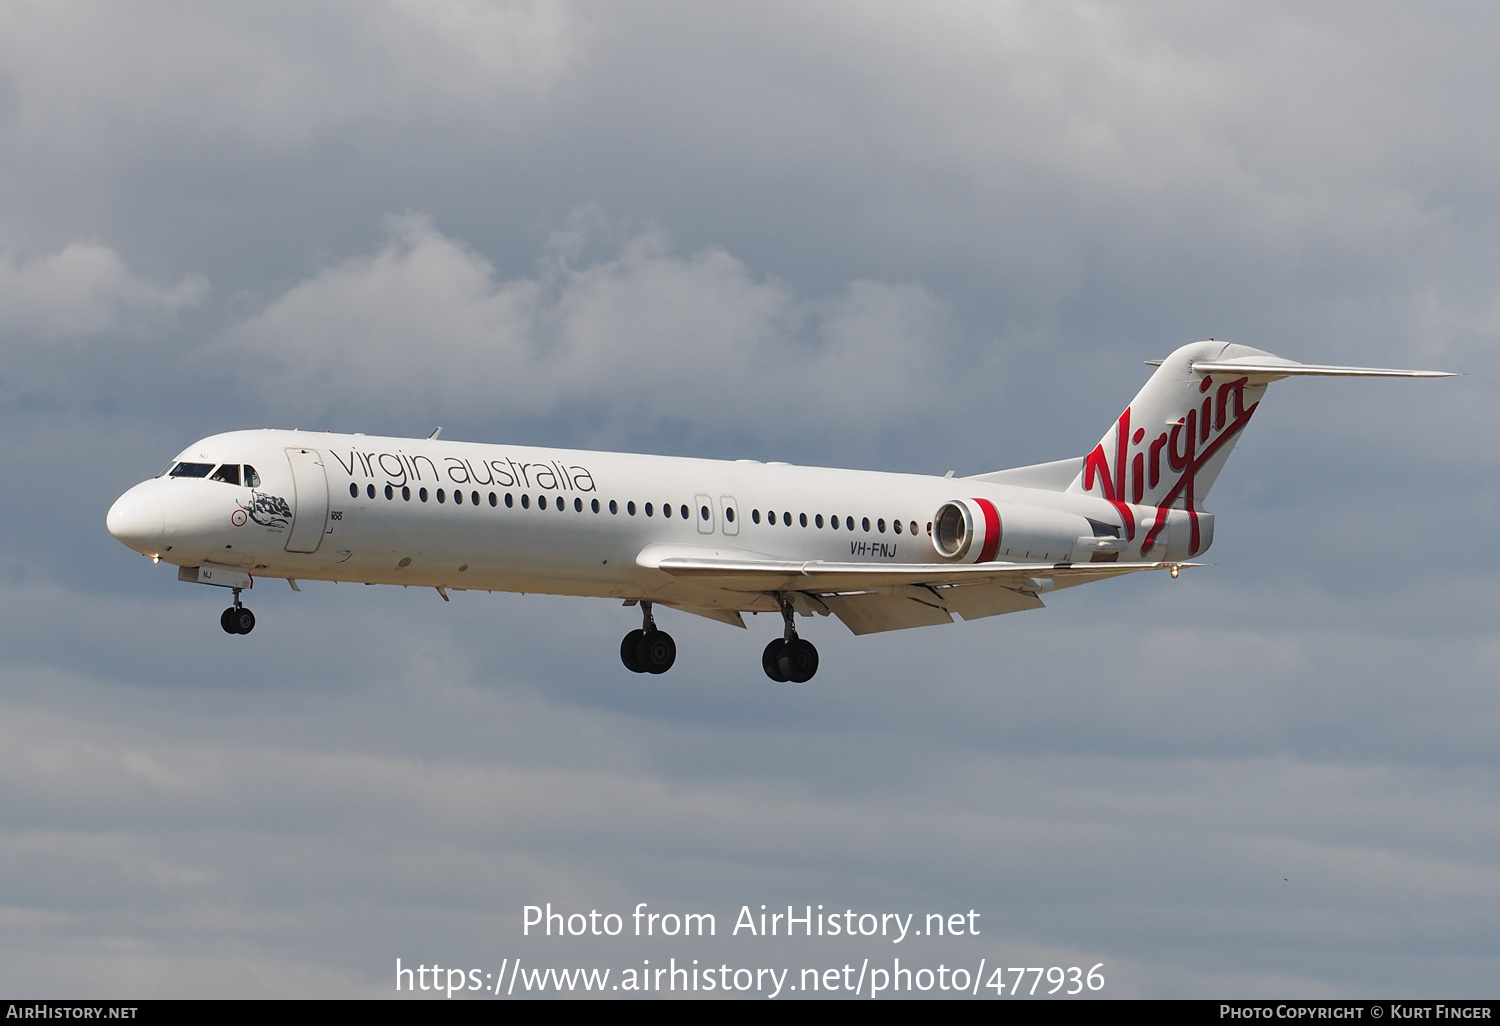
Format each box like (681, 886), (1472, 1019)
(236, 491), (293, 529)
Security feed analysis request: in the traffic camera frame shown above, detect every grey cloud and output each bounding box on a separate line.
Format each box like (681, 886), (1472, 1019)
(0, 1), (584, 148)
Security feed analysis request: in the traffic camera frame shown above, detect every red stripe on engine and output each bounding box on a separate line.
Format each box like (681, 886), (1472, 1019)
(974, 498), (1001, 562)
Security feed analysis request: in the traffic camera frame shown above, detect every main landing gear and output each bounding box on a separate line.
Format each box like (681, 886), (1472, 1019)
(620, 601), (676, 674)
(762, 595), (818, 683)
(220, 588), (256, 635)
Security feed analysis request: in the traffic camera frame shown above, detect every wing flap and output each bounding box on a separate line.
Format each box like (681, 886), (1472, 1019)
(938, 582), (1047, 620)
(820, 591), (954, 635)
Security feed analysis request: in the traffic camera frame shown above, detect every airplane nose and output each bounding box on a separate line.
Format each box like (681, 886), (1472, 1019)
(107, 485), (165, 553)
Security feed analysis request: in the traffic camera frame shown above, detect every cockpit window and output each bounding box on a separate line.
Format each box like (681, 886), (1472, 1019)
(169, 462), (215, 478)
(243, 465), (260, 488)
(210, 464), (242, 486)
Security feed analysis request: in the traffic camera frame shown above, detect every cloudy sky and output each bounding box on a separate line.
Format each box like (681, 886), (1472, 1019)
(2, 0), (1497, 998)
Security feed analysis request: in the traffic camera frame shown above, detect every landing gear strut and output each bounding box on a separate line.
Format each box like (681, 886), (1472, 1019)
(620, 601), (676, 674)
(220, 588), (256, 635)
(762, 595), (818, 683)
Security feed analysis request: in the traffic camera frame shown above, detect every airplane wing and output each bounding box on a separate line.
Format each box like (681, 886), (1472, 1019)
(637, 546), (1194, 636)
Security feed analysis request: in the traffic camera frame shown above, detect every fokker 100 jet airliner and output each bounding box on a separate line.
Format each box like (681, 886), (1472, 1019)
(107, 341), (1451, 682)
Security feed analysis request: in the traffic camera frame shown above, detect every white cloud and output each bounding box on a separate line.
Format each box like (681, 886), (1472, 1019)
(0, 241), (204, 339)
(217, 213), (955, 433)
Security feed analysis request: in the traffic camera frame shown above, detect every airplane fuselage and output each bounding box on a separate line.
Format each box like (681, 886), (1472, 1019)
(107, 428), (1178, 616)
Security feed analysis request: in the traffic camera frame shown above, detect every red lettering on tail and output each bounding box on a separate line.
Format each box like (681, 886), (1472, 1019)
(1082, 377), (1256, 557)
(1082, 410), (1138, 539)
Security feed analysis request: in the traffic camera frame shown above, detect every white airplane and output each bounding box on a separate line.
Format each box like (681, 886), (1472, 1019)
(107, 341), (1451, 682)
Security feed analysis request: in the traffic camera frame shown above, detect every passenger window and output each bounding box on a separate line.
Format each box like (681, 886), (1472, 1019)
(831, 515), (839, 530)
(628, 501), (636, 516)
(349, 483), (358, 498)
(505, 493), (513, 507)
(210, 464), (241, 486)
(420, 488), (429, 502)
(684, 505), (692, 520)
(799, 513), (807, 527)
(752, 509), (761, 524)
(862, 517), (870, 532)
(609, 499), (617, 514)
(575, 497), (583, 512)
(645, 502), (654, 517)
(768, 510), (776, 525)
(662, 503), (671, 518)
(169, 462), (214, 478)
(894, 519), (902, 534)
(725, 507), (735, 523)
(403, 486), (411, 501)
(454, 490), (463, 504)
(783, 511), (791, 527)
(385, 485), (394, 500)
(437, 489), (446, 503)
(877, 519), (886, 533)
(367, 484), (376, 499)
(815, 514), (824, 528)
(244, 466), (260, 488)
(910, 521), (918, 536)
(521, 494), (530, 508)
(591, 498), (600, 513)
(846, 516), (854, 531)
(489, 492), (497, 507)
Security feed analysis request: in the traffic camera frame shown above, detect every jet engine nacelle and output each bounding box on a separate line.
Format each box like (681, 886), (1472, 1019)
(933, 498), (1096, 564)
(932, 499), (999, 562)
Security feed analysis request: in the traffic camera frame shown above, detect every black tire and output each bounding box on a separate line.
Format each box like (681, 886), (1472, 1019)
(620, 629), (646, 673)
(636, 630), (676, 674)
(220, 607), (239, 634)
(232, 607), (256, 635)
(778, 637), (818, 683)
(762, 639), (788, 682)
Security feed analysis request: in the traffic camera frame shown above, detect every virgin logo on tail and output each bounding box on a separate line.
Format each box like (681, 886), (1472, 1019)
(1081, 375), (1257, 556)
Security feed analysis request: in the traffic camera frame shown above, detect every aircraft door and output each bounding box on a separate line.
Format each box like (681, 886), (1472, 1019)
(719, 495), (739, 536)
(694, 493), (715, 535)
(284, 447), (330, 553)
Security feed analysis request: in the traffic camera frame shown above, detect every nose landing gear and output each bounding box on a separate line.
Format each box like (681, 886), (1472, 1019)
(220, 588), (256, 635)
(620, 601), (676, 674)
(762, 595), (818, 683)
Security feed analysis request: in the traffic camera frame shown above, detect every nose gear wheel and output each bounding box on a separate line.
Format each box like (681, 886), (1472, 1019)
(220, 589), (256, 635)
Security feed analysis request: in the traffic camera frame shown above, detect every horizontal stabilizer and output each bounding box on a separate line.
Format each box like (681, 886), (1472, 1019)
(1188, 357), (1454, 380)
